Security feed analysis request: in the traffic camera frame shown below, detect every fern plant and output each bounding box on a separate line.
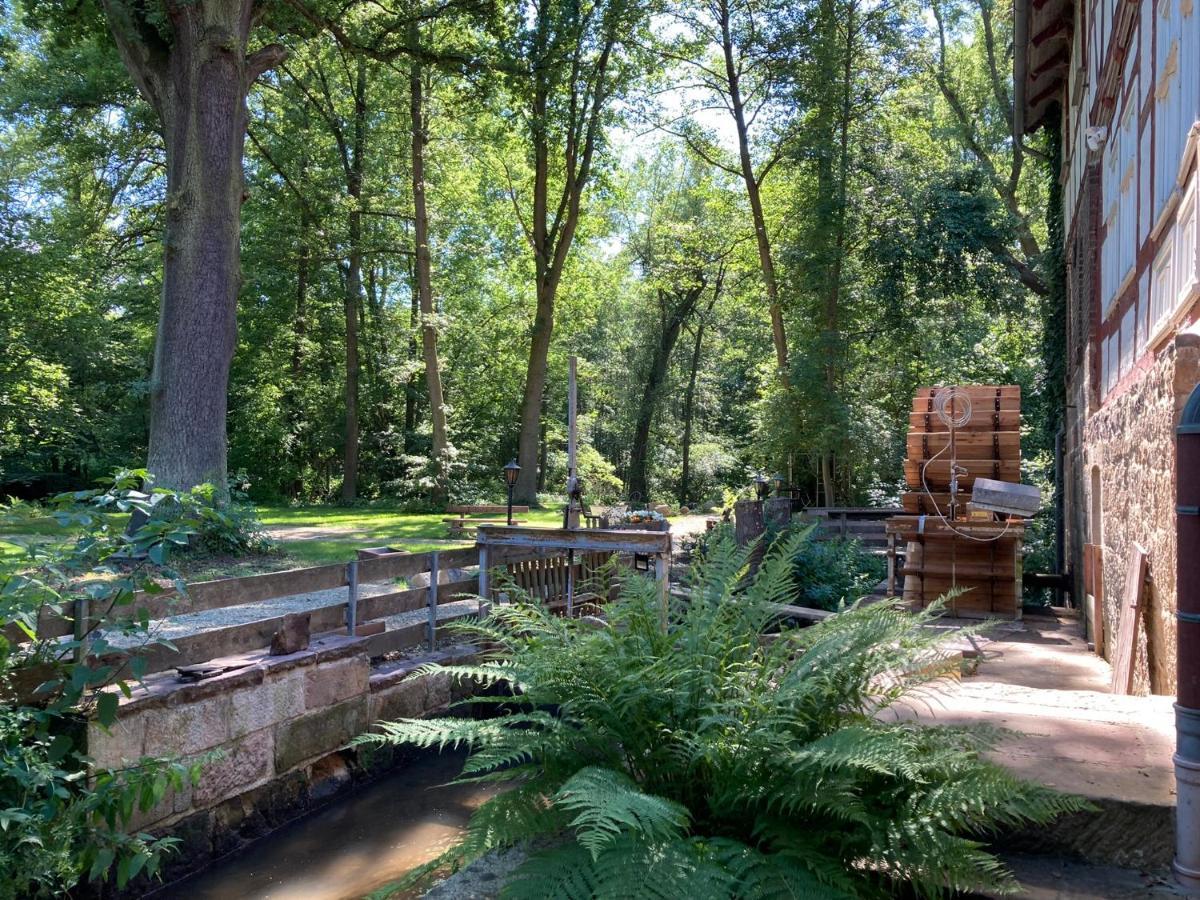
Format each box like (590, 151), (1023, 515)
(355, 529), (1087, 899)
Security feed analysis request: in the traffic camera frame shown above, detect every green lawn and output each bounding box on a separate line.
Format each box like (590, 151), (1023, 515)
(255, 504), (567, 566)
(0, 504), (567, 575)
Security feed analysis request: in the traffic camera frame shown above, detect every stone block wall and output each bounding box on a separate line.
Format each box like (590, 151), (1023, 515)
(1079, 333), (1200, 693)
(86, 633), (479, 890)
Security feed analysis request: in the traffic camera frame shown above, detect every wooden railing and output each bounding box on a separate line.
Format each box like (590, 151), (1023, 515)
(10, 546), (508, 675)
(13, 529), (673, 675)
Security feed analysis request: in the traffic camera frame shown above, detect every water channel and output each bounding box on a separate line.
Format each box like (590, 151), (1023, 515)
(160, 752), (497, 900)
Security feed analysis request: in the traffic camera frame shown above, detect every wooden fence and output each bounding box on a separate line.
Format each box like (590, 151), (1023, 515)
(10, 546), (512, 676)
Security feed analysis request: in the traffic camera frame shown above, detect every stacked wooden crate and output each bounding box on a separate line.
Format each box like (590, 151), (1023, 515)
(886, 386), (1026, 619)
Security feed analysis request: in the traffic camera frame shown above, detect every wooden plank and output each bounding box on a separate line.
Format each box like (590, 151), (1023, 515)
(476, 525), (670, 555)
(904, 458), (1021, 486)
(1111, 544), (1148, 695)
(908, 410), (1021, 431)
(447, 504), (530, 515)
(127, 562), (349, 623)
(126, 576), (483, 675)
(901, 492), (954, 514)
(1093, 545), (1106, 656)
(905, 432), (1021, 459)
(914, 385), (1020, 400)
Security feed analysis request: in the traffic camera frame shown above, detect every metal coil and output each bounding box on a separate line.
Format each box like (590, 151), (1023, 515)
(934, 387), (972, 429)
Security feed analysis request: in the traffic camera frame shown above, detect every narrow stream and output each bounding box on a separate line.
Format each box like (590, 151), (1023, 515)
(163, 751), (497, 900)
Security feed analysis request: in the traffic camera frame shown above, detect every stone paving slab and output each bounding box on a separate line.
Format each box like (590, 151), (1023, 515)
(899, 608), (1178, 868)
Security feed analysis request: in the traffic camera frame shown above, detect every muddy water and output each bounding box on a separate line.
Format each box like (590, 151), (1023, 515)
(163, 752), (498, 900)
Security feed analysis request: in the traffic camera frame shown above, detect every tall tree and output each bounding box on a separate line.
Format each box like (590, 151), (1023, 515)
(99, 0), (285, 492)
(667, 0), (798, 385)
(500, 0), (652, 504)
(410, 20), (449, 504)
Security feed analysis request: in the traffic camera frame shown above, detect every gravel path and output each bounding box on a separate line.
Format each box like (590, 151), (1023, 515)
(103, 581), (480, 650)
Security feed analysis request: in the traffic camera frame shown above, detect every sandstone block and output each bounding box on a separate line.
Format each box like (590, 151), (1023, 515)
(274, 697), (367, 773)
(304, 654), (369, 710)
(369, 677), (426, 723)
(194, 729), (274, 807)
(87, 712), (147, 769)
(424, 671), (451, 711)
(230, 668), (306, 739)
(271, 612), (311, 655)
(158, 693), (232, 756)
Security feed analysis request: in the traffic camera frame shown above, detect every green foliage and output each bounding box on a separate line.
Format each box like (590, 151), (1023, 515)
(0, 471), (216, 896)
(357, 531), (1088, 897)
(790, 537), (886, 611)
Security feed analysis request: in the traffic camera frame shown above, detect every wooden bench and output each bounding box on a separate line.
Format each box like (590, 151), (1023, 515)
(447, 504), (530, 516)
(491, 551), (616, 614)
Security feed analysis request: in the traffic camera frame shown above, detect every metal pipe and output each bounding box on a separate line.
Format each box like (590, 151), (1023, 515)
(1175, 383), (1200, 891)
(345, 561), (358, 637)
(427, 551), (439, 651)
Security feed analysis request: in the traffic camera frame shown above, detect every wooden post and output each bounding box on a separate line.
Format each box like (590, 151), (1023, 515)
(887, 532), (897, 595)
(345, 560), (358, 637)
(566, 356), (581, 530)
(655, 553), (669, 632)
(734, 500), (765, 547)
(73, 597), (90, 664)
(764, 497), (792, 531)
(427, 550), (439, 650)
(478, 542), (490, 617)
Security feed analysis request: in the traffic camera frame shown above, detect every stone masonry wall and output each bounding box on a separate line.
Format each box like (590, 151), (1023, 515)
(1081, 333), (1200, 694)
(86, 633), (478, 891)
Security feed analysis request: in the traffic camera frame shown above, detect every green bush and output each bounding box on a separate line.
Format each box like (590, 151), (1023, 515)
(357, 531), (1087, 898)
(0, 471), (213, 897)
(791, 536), (886, 611)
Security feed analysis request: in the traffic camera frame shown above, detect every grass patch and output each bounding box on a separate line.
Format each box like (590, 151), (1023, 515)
(256, 504), (567, 566)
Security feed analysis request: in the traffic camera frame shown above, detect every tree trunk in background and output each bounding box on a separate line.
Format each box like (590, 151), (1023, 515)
(410, 30), (448, 506)
(627, 285), (705, 502)
(101, 0), (284, 494)
(341, 57), (367, 501)
(718, 0), (789, 387)
(680, 296), (715, 507)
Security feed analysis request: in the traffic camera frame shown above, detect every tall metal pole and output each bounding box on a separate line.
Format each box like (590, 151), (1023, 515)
(1175, 383), (1200, 892)
(507, 480), (515, 526)
(565, 356), (579, 614)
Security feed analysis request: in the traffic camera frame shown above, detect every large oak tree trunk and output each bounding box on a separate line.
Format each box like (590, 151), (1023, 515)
(102, 0), (284, 495)
(410, 33), (448, 506)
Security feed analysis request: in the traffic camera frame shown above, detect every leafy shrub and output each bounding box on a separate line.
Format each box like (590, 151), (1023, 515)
(1, 472), (211, 897)
(791, 536), (886, 611)
(357, 531), (1087, 898)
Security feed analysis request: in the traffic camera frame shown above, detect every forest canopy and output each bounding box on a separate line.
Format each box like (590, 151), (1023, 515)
(0, 0), (1056, 510)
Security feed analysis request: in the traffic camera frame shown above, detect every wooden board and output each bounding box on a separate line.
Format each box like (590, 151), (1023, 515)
(914, 385), (1021, 400)
(1093, 545), (1106, 656)
(1111, 544), (1148, 695)
(908, 410), (1021, 431)
(904, 458), (1021, 489)
(906, 432), (1021, 459)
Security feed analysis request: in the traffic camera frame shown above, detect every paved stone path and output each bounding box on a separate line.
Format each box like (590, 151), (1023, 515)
(899, 608), (1176, 870)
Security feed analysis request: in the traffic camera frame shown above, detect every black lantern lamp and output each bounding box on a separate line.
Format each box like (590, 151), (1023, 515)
(503, 460), (521, 525)
(754, 473), (771, 501)
(771, 473), (786, 497)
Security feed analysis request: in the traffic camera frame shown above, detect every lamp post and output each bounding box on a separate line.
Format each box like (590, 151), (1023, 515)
(754, 474), (771, 502)
(503, 460), (520, 526)
(771, 473), (786, 497)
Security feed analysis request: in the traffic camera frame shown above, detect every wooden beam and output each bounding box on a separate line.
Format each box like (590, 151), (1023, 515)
(476, 525), (671, 555)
